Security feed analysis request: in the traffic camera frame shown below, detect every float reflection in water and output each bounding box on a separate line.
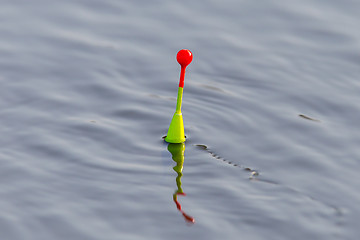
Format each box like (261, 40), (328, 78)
(167, 143), (195, 224)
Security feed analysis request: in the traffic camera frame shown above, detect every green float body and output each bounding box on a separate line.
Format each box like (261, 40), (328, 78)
(165, 87), (185, 143)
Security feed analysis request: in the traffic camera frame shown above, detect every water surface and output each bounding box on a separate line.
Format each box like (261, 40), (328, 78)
(1, 0), (360, 239)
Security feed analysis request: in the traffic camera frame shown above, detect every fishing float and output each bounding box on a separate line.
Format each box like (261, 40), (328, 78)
(165, 49), (193, 143)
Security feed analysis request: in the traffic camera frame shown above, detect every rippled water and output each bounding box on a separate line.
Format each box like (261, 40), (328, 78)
(1, 0), (360, 239)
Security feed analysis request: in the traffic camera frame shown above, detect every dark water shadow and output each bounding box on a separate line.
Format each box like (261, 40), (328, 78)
(298, 114), (321, 122)
(193, 143), (344, 222)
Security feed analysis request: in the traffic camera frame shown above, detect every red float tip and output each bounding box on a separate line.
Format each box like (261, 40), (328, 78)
(177, 49), (193, 68)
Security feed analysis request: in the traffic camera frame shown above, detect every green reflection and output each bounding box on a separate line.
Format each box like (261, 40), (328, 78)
(167, 143), (195, 224)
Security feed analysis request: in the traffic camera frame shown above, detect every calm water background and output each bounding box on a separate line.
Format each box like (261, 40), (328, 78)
(1, 0), (360, 239)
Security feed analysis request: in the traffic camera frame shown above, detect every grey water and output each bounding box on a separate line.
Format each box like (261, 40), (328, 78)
(1, 0), (360, 239)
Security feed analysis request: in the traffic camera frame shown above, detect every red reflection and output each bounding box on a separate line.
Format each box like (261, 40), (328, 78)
(173, 192), (195, 224)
